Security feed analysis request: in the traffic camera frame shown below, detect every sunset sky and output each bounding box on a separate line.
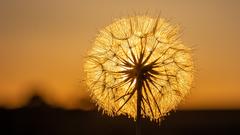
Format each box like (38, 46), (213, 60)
(0, 0), (240, 110)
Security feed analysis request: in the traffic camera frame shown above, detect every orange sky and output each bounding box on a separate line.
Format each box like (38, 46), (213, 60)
(0, 0), (240, 110)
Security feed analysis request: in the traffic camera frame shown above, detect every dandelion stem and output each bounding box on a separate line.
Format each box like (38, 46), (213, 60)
(136, 76), (143, 135)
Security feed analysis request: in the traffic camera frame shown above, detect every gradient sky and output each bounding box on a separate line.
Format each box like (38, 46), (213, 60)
(0, 0), (240, 109)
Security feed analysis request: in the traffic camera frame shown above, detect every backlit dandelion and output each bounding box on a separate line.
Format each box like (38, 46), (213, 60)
(84, 15), (194, 134)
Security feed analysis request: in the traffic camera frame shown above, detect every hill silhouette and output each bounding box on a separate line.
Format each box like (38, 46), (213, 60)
(0, 96), (239, 135)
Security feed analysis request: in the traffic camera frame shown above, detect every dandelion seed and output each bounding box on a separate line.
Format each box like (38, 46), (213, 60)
(84, 15), (194, 124)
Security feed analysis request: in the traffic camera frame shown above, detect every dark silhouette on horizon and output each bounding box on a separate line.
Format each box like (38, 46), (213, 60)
(0, 95), (239, 135)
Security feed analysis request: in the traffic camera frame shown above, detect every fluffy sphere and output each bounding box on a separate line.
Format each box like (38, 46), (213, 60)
(84, 15), (194, 122)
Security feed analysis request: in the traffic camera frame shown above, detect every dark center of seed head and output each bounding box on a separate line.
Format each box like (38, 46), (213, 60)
(133, 62), (152, 80)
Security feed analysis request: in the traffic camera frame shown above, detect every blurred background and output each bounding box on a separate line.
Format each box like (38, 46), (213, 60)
(0, 0), (240, 135)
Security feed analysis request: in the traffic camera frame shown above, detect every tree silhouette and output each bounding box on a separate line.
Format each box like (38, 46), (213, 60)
(84, 15), (194, 135)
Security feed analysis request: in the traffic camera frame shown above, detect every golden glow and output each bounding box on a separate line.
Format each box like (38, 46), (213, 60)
(85, 15), (194, 121)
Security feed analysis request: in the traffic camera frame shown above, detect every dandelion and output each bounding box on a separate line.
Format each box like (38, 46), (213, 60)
(84, 15), (194, 135)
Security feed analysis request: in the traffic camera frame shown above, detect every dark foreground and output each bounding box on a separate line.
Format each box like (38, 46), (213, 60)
(0, 97), (239, 135)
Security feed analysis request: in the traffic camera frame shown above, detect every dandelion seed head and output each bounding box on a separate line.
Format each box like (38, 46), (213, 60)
(84, 15), (194, 122)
